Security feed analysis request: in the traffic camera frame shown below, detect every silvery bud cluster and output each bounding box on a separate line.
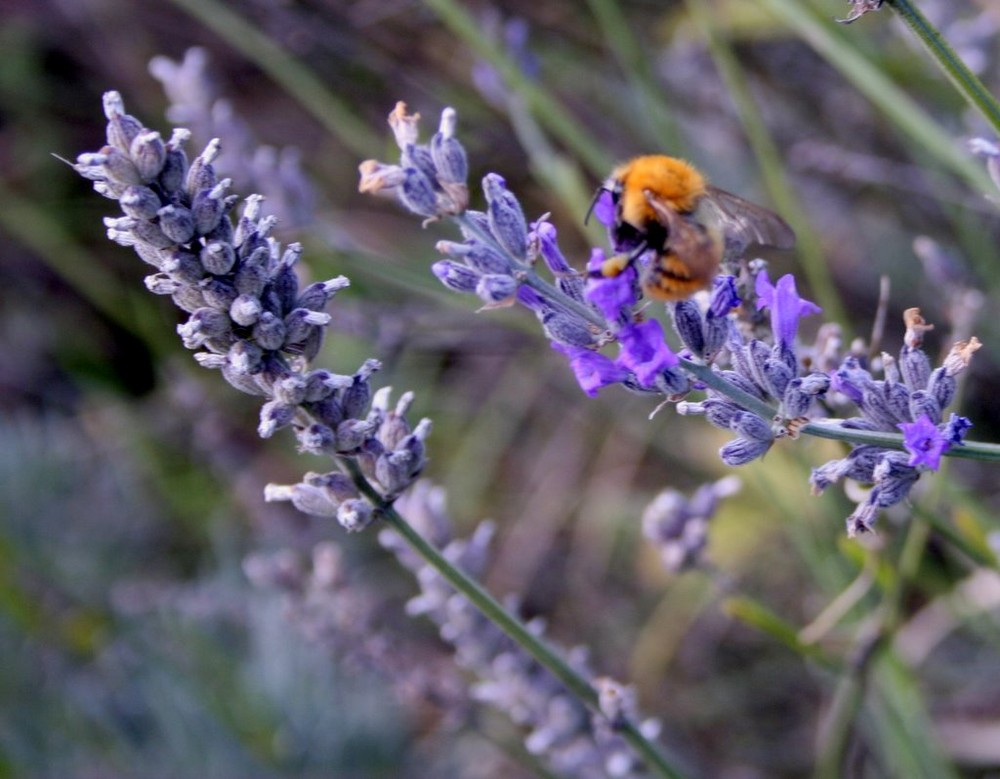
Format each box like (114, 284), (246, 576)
(380, 482), (659, 778)
(76, 92), (430, 527)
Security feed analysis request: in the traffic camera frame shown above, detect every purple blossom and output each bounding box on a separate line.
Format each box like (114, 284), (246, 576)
(943, 413), (973, 446)
(585, 248), (637, 320)
(552, 342), (628, 397)
(755, 271), (821, 347)
(616, 319), (679, 388)
(899, 414), (949, 470)
(708, 275), (741, 319)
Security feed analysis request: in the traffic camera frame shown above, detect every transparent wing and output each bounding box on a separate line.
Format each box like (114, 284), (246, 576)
(702, 185), (796, 251)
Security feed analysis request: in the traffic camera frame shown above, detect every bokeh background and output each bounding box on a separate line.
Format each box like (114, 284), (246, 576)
(2, 0), (1000, 776)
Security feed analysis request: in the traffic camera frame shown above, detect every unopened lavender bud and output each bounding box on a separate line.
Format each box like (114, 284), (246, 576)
(177, 307), (230, 349)
(341, 367), (376, 420)
(297, 423), (337, 455)
(375, 450), (419, 495)
(465, 243), (511, 275)
(222, 362), (266, 396)
(541, 311), (598, 348)
(763, 357), (793, 399)
(103, 92), (142, 153)
(719, 436), (772, 466)
(186, 138), (221, 197)
(696, 398), (742, 429)
(130, 218), (176, 249)
(304, 370), (352, 402)
(458, 209), (491, 241)
(702, 315), (729, 363)
(860, 385), (900, 429)
(743, 339), (771, 393)
(671, 301), (704, 357)
(161, 249), (205, 284)
(258, 399), (297, 438)
(157, 204), (196, 244)
(431, 125), (468, 185)
(269, 257), (300, 313)
(296, 276), (350, 311)
(432, 260), (480, 293)
(881, 352), (900, 385)
(283, 308), (330, 347)
(716, 369), (767, 401)
(846, 502), (878, 537)
(130, 130), (166, 183)
(252, 311), (286, 351)
(899, 346), (931, 391)
(399, 167), (439, 217)
(335, 418), (376, 452)
(100, 145), (142, 186)
(782, 380), (813, 418)
(475, 273), (517, 305)
(145, 273), (181, 296)
(338, 498), (375, 532)
(926, 367), (956, 413)
(120, 185), (161, 219)
(709, 275), (740, 318)
(310, 394), (345, 427)
(133, 243), (167, 269)
(265, 481), (340, 518)
(192, 179), (230, 236)
(228, 339), (264, 375)
(201, 240), (236, 275)
(171, 285), (206, 313)
(199, 277), (238, 310)
(273, 375), (308, 406)
(483, 173), (528, 258)
(159, 129), (190, 194)
(883, 380), (911, 424)
(908, 389), (941, 426)
(235, 246), (269, 297)
(731, 411), (773, 442)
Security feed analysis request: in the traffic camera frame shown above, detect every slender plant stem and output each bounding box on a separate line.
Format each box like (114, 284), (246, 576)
(885, 0), (1000, 138)
(341, 459), (687, 779)
(756, 0), (993, 196)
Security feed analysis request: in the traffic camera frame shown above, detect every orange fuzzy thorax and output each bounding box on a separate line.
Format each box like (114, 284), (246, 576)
(612, 155), (707, 227)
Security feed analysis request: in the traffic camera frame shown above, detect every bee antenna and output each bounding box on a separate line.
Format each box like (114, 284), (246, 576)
(584, 186), (607, 226)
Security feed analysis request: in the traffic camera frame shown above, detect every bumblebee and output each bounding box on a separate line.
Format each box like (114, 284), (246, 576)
(592, 155), (795, 300)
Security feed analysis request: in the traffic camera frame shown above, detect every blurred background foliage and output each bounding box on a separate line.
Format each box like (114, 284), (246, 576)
(2, 0), (1000, 776)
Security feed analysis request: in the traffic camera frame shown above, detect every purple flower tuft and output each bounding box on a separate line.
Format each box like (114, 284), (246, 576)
(616, 319), (679, 388)
(591, 189), (616, 227)
(899, 413), (949, 470)
(585, 248), (637, 320)
(943, 412), (973, 447)
(708, 275), (740, 319)
(552, 342), (628, 397)
(755, 271), (821, 347)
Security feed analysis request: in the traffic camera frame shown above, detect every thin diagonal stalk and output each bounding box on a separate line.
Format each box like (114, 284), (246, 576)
(756, 0), (993, 196)
(886, 0), (1000, 138)
(342, 459), (688, 779)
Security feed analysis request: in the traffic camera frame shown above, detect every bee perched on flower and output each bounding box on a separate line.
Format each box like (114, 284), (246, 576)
(592, 155), (796, 301)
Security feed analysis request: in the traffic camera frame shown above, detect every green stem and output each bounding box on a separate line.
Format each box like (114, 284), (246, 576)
(801, 420), (1000, 462)
(342, 460), (687, 779)
(885, 0), (1000, 138)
